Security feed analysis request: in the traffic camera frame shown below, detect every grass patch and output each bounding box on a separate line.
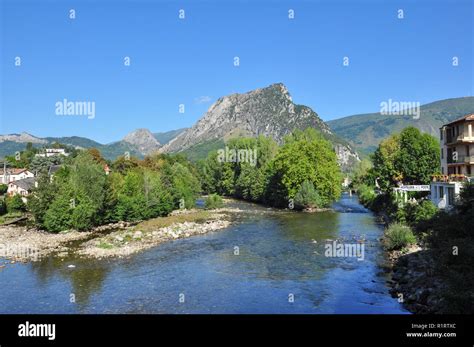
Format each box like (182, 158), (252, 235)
(135, 210), (213, 233)
(98, 242), (114, 249)
(204, 194), (224, 210)
(384, 222), (417, 250)
(0, 212), (26, 225)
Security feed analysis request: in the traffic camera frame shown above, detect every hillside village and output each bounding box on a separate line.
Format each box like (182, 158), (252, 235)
(1, 148), (109, 204)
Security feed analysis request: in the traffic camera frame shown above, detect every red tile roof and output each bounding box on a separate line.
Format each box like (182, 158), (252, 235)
(0, 168), (31, 175)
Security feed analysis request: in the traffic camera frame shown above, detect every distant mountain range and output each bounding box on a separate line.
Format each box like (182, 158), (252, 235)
(0, 129), (186, 160)
(0, 83), (360, 171)
(327, 96), (474, 157)
(2, 85), (472, 171)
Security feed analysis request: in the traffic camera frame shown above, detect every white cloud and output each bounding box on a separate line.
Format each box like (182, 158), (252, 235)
(194, 96), (212, 104)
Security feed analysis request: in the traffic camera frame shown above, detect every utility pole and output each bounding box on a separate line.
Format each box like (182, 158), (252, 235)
(2, 161), (6, 184)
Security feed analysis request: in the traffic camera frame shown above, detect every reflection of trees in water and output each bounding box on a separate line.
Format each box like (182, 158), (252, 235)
(277, 211), (340, 241)
(213, 212), (341, 282)
(29, 256), (110, 309)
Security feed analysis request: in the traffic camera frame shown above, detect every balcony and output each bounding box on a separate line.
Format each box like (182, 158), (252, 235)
(432, 174), (471, 183)
(445, 135), (474, 145)
(464, 155), (474, 164)
(447, 155), (474, 164)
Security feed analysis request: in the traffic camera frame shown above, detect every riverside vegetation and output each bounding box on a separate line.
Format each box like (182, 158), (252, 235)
(0, 128), (342, 258)
(352, 126), (474, 313)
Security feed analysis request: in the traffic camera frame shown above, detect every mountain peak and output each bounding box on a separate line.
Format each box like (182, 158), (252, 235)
(160, 83), (358, 170)
(123, 128), (161, 155)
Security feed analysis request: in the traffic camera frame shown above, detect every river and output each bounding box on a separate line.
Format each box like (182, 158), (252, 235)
(0, 194), (407, 314)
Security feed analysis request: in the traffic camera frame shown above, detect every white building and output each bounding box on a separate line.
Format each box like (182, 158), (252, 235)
(35, 148), (69, 158)
(430, 178), (464, 209)
(7, 177), (37, 203)
(0, 168), (35, 184)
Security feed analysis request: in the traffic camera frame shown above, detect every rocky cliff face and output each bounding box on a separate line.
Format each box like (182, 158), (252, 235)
(161, 83), (359, 170)
(123, 128), (161, 155)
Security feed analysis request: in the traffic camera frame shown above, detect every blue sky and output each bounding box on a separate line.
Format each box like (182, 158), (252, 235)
(1, 0), (472, 143)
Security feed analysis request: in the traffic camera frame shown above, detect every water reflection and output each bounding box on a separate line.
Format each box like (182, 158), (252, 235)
(29, 255), (111, 308)
(0, 195), (407, 314)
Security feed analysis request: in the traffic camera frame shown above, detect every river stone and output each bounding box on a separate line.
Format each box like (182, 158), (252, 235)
(133, 231), (143, 239)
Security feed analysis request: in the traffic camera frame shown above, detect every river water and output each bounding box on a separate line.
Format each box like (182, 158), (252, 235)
(0, 194), (407, 314)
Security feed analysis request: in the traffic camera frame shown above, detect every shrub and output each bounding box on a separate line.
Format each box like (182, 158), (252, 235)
(294, 180), (323, 210)
(0, 198), (6, 215)
(204, 194), (223, 209)
(384, 222), (417, 250)
(0, 184), (8, 195)
(404, 200), (438, 227)
(356, 184), (376, 208)
(6, 194), (26, 213)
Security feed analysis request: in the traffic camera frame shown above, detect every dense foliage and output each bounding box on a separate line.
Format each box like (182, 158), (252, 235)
(420, 183), (474, 313)
(294, 180), (324, 210)
(383, 223), (417, 250)
(351, 126), (472, 313)
(370, 127), (439, 192)
(27, 152), (201, 232)
(204, 194), (224, 210)
(6, 194), (26, 213)
(200, 129), (342, 208)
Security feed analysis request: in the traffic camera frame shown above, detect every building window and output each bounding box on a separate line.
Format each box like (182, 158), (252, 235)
(441, 167), (444, 174)
(441, 148), (444, 159)
(448, 187), (455, 206)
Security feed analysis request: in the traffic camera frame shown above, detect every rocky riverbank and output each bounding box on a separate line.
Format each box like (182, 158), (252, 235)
(0, 221), (135, 263)
(0, 209), (234, 262)
(387, 245), (448, 314)
(0, 226), (92, 263)
(77, 212), (231, 259)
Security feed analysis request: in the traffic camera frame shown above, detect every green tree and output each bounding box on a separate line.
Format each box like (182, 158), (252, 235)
(165, 162), (201, 209)
(0, 184), (8, 195)
(27, 174), (61, 228)
(294, 180), (323, 210)
(0, 198), (6, 215)
(370, 127), (440, 191)
(6, 194), (26, 213)
(44, 194), (73, 232)
(266, 128), (342, 207)
(395, 127), (440, 184)
(70, 196), (97, 231)
(114, 170), (148, 221)
(29, 155), (63, 175)
(204, 194), (224, 209)
(370, 134), (401, 191)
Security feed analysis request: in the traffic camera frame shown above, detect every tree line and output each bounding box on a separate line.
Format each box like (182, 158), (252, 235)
(199, 128), (342, 210)
(351, 126), (473, 313)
